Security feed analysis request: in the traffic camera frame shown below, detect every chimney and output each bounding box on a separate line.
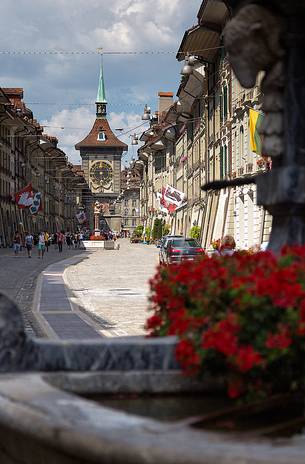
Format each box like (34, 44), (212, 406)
(158, 92), (173, 121)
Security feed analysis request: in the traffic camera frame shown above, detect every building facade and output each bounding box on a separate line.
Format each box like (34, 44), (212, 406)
(120, 165), (141, 236)
(138, 0), (271, 251)
(0, 87), (87, 246)
(75, 65), (127, 233)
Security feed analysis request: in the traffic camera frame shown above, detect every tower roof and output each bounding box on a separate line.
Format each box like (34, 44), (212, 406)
(96, 63), (107, 103)
(75, 62), (127, 151)
(75, 118), (128, 150)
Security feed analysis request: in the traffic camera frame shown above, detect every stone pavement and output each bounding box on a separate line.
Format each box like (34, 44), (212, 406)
(64, 240), (159, 337)
(0, 245), (86, 336)
(0, 240), (159, 339)
(34, 255), (104, 339)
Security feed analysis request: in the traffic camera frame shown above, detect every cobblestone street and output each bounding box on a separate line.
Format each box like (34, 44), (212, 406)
(0, 245), (84, 336)
(0, 240), (159, 339)
(64, 240), (159, 337)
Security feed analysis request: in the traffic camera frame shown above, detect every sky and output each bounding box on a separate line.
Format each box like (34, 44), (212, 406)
(0, 0), (200, 165)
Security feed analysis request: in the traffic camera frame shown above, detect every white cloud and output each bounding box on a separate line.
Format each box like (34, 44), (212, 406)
(0, 0), (200, 164)
(42, 107), (94, 163)
(42, 107), (147, 165)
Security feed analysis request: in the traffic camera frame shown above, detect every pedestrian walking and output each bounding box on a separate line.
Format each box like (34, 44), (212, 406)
(52, 232), (58, 249)
(13, 231), (21, 256)
(57, 231), (64, 253)
(33, 233), (39, 246)
(38, 231), (46, 259)
(25, 231), (34, 258)
(66, 232), (72, 250)
(45, 231), (50, 252)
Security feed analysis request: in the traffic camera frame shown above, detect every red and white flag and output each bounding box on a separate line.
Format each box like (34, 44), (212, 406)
(15, 183), (33, 209)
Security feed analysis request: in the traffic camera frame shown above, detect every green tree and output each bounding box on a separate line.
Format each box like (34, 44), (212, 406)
(133, 225), (144, 238)
(157, 219), (163, 239)
(152, 219), (160, 240)
(190, 225), (201, 240)
(162, 223), (171, 236)
(145, 226), (151, 241)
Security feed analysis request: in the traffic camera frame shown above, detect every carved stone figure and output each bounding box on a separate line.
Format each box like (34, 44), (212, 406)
(224, 4), (284, 159)
(223, 0), (305, 251)
(94, 201), (101, 215)
(224, 5), (284, 88)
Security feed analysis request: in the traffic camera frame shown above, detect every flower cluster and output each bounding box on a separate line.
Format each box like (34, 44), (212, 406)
(146, 246), (305, 401)
(89, 235), (104, 241)
(211, 238), (221, 250)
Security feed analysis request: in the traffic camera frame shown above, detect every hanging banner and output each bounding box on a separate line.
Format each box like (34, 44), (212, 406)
(156, 191), (169, 215)
(249, 108), (264, 155)
(29, 192), (42, 215)
(156, 188), (180, 215)
(163, 185), (186, 207)
(76, 210), (87, 224)
(15, 183), (33, 209)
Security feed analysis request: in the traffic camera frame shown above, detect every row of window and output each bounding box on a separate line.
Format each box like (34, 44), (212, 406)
(124, 199), (138, 207)
(123, 219), (137, 227)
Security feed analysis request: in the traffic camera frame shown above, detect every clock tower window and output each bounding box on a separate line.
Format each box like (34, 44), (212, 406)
(97, 131), (106, 141)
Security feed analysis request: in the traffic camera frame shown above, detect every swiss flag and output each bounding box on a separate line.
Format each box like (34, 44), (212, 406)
(15, 183), (33, 209)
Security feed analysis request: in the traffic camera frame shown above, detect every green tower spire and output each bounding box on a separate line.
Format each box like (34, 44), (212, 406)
(96, 63), (107, 118)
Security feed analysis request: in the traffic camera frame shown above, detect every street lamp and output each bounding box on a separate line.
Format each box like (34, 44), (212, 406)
(180, 54), (197, 76)
(131, 134), (138, 145)
(142, 104), (151, 121)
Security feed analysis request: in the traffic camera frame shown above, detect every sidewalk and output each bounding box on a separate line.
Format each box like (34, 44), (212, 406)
(0, 245), (86, 336)
(34, 255), (104, 340)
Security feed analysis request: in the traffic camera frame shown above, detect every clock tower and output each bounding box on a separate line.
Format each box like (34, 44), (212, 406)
(75, 64), (127, 232)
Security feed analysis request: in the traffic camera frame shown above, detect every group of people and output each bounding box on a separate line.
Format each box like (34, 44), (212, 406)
(12, 230), (85, 259)
(211, 235), (268, 256)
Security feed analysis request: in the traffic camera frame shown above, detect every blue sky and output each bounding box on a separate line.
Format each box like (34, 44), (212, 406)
(0, 0), (200, 163)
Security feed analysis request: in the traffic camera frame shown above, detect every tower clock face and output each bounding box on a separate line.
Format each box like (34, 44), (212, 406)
(90, 161), (113, 191)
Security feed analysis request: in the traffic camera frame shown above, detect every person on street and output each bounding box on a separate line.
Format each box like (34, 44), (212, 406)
(13, 231), (21, 256)
(33, 233), (39, 246)
(52, 232), (57, 249)
(38, 232), (46, 259)
(38, 231), (46, 259)
(45, 231), (50, 252)
(219, 235), (236, 256)
(57, 231), (64, 252)
(25, 231), (34, 258)
(66, 232), (72, 250)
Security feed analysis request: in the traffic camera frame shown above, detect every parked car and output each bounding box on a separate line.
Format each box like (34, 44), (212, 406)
(164, 238), (204, 264)
(159, 235), (183, 264)
(130, 235), (142, 243)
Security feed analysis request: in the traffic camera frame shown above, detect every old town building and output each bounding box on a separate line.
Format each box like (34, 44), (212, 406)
(120, 164), (141, 236)
(0, 87), (88, 246)
(75, 65), (127, 233)
(138, 0), (272, 251)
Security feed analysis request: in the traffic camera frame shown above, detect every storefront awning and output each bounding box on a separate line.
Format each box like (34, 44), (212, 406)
(177, 0), (230, 63)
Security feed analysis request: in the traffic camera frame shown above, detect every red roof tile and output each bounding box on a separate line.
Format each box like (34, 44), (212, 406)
(75, 118), (128, 150)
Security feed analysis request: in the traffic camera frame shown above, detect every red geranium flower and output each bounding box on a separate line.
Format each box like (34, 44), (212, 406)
(265, 327), (292, 350)
(176, 339), (201, 373)
(146, 314), (162, 331)
(235, 346), (262, 373)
